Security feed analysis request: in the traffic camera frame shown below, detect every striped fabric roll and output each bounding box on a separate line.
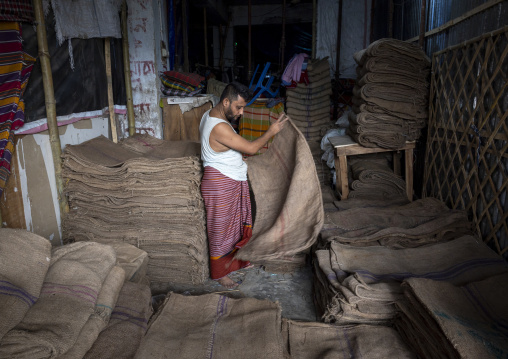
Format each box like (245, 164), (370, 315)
(0, 22), (36, 195)
(201, 166), (252, 280)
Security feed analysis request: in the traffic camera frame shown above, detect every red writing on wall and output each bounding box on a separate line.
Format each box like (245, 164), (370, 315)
(130, 60), (155, 76)
(134, 103), (151, 116)
(133, 18), (147, 33)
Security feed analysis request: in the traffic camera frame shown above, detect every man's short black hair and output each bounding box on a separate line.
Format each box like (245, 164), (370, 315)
(220, 82), (252, 103)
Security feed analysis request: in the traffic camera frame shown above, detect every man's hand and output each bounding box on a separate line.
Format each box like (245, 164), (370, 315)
(268, 113), (290, 136)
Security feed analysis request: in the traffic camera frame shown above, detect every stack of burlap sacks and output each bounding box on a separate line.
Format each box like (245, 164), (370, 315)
(62, 134), (209, 285)
(314, 196), (508, 357)
(135, 290), (416, 358)
(286, 57), (333, 186)
(349, 38), (430, 149)
(0, 229), (152, 358)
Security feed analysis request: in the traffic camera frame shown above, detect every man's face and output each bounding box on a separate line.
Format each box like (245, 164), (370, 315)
(224, 96), (247, 122)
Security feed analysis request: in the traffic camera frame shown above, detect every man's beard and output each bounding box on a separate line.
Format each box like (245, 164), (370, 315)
(225, 105), (238, 122)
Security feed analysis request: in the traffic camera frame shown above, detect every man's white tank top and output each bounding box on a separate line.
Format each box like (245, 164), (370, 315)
(199, 110), (248, 181)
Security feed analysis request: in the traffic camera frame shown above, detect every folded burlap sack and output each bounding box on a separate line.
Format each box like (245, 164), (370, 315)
(59, 266), (125, 359)
(0, 242), (116, 358)
(84, 281), (152, 359)
(135, 293), (284, 359)
(286, 320), (416, 358)
(0, 229), (51, 340)
(397, 273), (508, 358)
(109, 242), (149, 283)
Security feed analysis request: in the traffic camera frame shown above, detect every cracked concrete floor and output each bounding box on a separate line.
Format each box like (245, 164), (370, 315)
(151, 262), (317, 322)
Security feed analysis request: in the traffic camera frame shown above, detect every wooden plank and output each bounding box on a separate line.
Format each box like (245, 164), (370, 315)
(0, 137), (26, 229)
(406, 0), (505, 43)
(162, 104), (183, 141)
(105, 38), (117, 143)
(329, 135), (415, 156)
(338, 155), (349, 199)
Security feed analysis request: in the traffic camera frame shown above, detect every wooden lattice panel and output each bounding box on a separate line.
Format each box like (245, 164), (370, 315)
(423, 26), (508, 258)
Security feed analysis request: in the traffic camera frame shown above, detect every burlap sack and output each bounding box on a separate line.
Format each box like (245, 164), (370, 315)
(353, 100), (429, 120)
(287, 88), (331, 101)
(236, 119), (324, 261)
(0, 229), (51, 340)
(398, 273), (508, 358)
(331, 235), (508, 286)
(0, 242), (116, 358)
(322, 198), (472, 247)
(287, 105), (329, 117)
(109, 242), (149, 283)
(286, 320), (416, 358)
(59, 266), (125, 359)
(361, 38), (431, 63)
(135, 293), (284, 359)
(358, 71), (429, 91)
(84, 281), (152, 359)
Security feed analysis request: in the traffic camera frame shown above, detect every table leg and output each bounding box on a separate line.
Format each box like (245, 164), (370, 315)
(405, 148), (413, 201)
(334, 153), (349, 200)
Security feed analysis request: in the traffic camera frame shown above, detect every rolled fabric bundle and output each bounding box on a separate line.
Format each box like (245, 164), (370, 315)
(0, 229), (51, 340)
(347, 127), (407, 149)
(84, 281), (152, 359)
(358, 72), (429, 91)
(59, 266), (125, 359)
(0, 242), (116, 358)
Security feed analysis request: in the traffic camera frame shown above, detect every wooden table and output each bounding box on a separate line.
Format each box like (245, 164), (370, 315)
(329, 135), (416, 201)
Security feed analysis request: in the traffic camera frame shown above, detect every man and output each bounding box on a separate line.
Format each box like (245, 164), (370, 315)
(200, 82), (288, 288)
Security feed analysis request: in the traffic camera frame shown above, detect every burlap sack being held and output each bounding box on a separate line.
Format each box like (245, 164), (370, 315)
(0, 242), (116, 358)
(236, 119), (324, 261)
(0, 229), (51, 340)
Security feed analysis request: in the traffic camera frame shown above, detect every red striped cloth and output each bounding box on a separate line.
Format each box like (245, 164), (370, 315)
(201, 166), (252, 280)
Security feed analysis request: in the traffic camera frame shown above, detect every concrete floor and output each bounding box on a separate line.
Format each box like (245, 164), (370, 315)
(151, 262), (317, 322)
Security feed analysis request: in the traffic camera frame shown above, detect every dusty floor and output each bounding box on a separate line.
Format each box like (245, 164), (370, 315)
(151, 261), (317, 322)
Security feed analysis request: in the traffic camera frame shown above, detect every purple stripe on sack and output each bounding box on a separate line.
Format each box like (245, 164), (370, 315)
(115, 304), (144, 315)
(41, 283), (98, 302)
(342, 327), (357, 358)
(0, 280), (37, 304)
(110, 311), (148, 330)
(356, 258), (508, 283)
(43, 282), (99, 295)
(208, 295), (229, 359)
(41, 290), (96, 304)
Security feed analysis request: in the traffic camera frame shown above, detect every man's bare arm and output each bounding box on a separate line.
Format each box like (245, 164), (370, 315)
(212, 113), (289, 155)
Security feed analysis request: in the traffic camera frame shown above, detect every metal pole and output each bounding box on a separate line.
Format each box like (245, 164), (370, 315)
(121, 0), (136, 137)
(32, 0), (69, 217)
(248, 0), (252, 81)
(418, 0), (427, 48)
(204, 7), (209, 67)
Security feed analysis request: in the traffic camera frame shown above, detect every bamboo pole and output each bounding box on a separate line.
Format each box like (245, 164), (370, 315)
(204, 7), (208, 67)
(407, 0), (504, 42)
(182, 0), (189, 72)
(32, 0), (69, 217)
(121, 0), (135, 137)
(105, 38), (118, 143)
(248, 0), (252, 81)
(332, 0), (343, 122)
(418, 0), (427, 48)
(312, 0), (317, 58)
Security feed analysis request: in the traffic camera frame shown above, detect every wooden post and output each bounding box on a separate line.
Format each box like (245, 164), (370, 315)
(182, 0), (189, 72)
(418, 0), (427, 48)
(312, 0), (317, 58)
(121, 0), (135, 137)
(370, 0), (375, 43)
(248, 0), (252, 81)
(333, 0), (343, 122)
(32, 0), (69, 217)
(204, 7), (208, 67)
(105, 38), (118, 143)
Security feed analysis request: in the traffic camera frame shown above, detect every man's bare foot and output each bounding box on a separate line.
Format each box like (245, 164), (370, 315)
(217, 276), (239, 289)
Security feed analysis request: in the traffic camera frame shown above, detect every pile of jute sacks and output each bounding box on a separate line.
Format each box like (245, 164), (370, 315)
(0, 229), (152, 358)
(349, 38), (430, 149)
(315, 192), (508, 358)
(61, 134), (209, 285)
(286, 57), (334, 186)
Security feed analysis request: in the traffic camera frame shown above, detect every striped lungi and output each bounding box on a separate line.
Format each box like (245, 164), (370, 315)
(201, 166), (252, 280)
